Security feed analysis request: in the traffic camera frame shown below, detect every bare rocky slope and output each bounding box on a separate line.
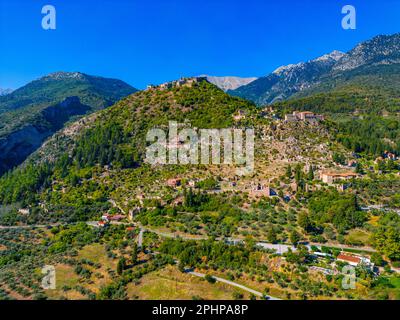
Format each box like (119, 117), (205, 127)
(229, 33), (400, 106)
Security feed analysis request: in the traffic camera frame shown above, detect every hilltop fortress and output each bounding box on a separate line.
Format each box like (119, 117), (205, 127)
(147, 76), (208, 90)
(284, 111), (325, 122)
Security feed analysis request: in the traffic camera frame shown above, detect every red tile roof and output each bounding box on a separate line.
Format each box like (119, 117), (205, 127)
(322, 171), (358, 178)
(109, 215), (125, 220)
(337, 253), (361, 264)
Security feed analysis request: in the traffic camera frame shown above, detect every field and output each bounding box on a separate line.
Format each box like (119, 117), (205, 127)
(126, 265), (249, 300)
(44, 242), (251, 300)
(46, 243), (117, 300)
(344, 229), (371, 246)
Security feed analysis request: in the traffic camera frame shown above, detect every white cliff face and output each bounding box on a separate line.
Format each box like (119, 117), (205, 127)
(273, 63), (305, 76)
(333, 34), (400, 71)
(202, 75), (258, 91)
(0, 88), (13, 96)
(315, 50), (346, 63)
(42, 71), (86, 81)
(273, 50), (346, 78)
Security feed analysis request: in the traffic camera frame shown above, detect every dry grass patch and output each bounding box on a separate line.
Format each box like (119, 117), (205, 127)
(127, 265), (247, 300)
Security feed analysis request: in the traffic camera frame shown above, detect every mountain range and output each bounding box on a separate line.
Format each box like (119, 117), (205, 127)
(1, 32), (400, 177)
(0, 72), (136, 175)
(1, 29), (400, 301)
(229, 33), (400, 106)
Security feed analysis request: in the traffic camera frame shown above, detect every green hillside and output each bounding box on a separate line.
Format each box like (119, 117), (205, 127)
(1, 77), (400, 301)
(280, 64), (400, 115)
(0, 79), (256, 207)
(0, 72), (135, 114)
(271, 64), (400, 158)
(0, 72), (136, 175)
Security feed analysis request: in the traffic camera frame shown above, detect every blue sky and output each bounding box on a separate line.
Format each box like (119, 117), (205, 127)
(0, 0), (399, 89)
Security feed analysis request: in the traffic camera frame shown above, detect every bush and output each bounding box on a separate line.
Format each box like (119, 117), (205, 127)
(204, 274), (216, 284)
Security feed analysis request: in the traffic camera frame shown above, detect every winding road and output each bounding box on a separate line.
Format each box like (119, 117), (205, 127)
(0, 221), (377, 254)
(186, 270), (280, 300)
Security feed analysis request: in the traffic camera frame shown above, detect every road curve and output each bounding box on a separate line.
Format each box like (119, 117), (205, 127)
(187, 270), (281, 301)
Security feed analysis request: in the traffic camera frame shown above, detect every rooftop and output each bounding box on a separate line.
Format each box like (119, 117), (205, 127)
(321, 171), (358, 177)
(337, 253), (361, 264)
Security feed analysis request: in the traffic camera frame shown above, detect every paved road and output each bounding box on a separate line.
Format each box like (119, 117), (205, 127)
(187, 270), (280, 300)
(139, 224), (208, 241)
(138, 228), (144, 248)
(109, 199), (127, 214)
(0, 221), (100, 230)
(257, 242), (376, 254)
(0, 220), (377, 254)
(255, 242), (297, 254)
(308, 242), (376, 253)
(135, 226), (377, 253)
(0, 223), (61, 230)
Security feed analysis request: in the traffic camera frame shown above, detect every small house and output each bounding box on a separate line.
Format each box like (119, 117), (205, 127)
(109, 214), (125, 221)
(98, 221), (108, 228)
(285, 111), (324, 122)
(320, 171), (358, 184)
(347, 160), (357, 167)
(337, 253), (361, 266)
(18, 208), (30, 215)
(167, 178), (181, 188)
(336, 253), (373, 270)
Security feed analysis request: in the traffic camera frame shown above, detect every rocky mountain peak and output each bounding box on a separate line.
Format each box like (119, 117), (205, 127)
(43, 71), (86, 81)
(229, 33), (400, 105)
(0, 88), (13, 96)
(273, 63), (305, 76)
(333, 33), (400, 71)
(315, 50), (346, 62)
(202, 75), (258, 91)
(272, 51), (344, 78)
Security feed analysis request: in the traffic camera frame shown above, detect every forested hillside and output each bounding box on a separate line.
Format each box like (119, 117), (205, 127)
(0, 72), (136, 175)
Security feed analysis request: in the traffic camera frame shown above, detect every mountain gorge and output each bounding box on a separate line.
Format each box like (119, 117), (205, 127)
(0, 72), (136, 175)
